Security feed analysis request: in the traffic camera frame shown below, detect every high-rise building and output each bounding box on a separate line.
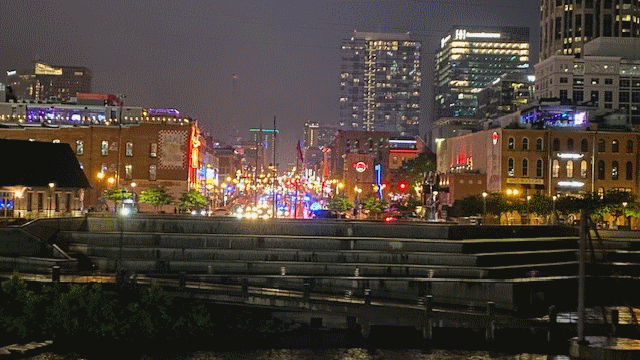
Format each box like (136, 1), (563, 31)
(6, 62), (92, 102)
(535, 37), (640, 124)
(339, 31), (421, 136)
(539, 0), (640, 61)
(303, 122), (319, 148)
(435, 26), (530, 120)
(477, 73), (536, 120)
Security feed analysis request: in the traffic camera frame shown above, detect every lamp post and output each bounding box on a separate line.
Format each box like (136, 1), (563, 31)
(130, 182), (137, 210)
(48, 182), (55, 218)
(526, 195), (532, 225)
(482, 192), (488, 215)
(623, 201), (629, 227)
(552, 195), (557, 225)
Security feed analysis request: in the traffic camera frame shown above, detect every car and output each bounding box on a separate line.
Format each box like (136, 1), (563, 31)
(311, 209), (340, 219)
(212, 208), (231, 216)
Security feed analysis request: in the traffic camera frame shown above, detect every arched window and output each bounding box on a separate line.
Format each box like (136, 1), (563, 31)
(553, 138), (560, 151)
(522, 158), (529, 177)
(627, 140), (634, 153)
(536, 159), (543, 177)
(508, 137), (515, 150)
(627, 161), (633, 181)
(567, 138), (574, 151)
(581, 160), (588, 178)
(552, 159), (559, 178)
(612, 161), (619, 180)
(522, 137), (529, 150)
(567, 160), (574, 178)
(612, 140), (619, 153)
(598, 187), (605, 198)
(536, 137), (543, 151)
(598, 139), (605, 152)
(581, 139), (589, 152)
(598, 160), (605, 180)
(508, 158), (515, 176)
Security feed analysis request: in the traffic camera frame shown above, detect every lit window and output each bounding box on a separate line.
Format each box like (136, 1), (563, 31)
(101, 140), (109, 155)
(126, 142), (133, 157)
(536, 159), (543, 177)
(150, 143), (157, 158)
(552, 159), (559, 178)
(508, 137), (515, 150)
(149, 165), (157, 181)
(508, 158), (515, 176)
(581, 160), (588, 178)
(125, 165), (133, 180)
(76, 140), (84, 155)
(612, 161), (619, 180)
(567, 160), (574, 178)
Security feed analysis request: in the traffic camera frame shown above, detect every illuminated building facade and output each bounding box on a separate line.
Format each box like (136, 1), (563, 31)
(303, 122), (319, 148)
(535, 37), (640, 124)
(539, 0), (640, 61)
(435, 26), (530, 120)
(436, 110), (638, 203)
(6, 62), (92, 102)
(339, 31), (421, 136)
(0, 98), (209, 213)
(477, 73), (536, 120)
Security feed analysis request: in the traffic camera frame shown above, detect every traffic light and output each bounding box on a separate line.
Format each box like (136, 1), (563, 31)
(398, 180), (408, 192)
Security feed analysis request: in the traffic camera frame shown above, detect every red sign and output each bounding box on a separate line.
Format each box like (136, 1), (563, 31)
(492, 132), (499, 145)
(354, 161), (368, 173)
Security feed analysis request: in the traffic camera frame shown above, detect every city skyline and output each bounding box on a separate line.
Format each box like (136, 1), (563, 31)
(0, 0), (539, 165)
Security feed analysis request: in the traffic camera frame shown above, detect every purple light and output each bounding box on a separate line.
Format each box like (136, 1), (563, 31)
(148, 108), (180, 116)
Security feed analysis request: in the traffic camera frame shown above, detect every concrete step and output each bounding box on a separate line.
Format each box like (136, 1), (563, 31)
(60, 232), (579, 254)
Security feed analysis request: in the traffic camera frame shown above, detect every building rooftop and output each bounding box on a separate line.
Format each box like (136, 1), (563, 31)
(0, 139), (90, 188)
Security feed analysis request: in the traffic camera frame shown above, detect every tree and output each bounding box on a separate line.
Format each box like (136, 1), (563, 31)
(362, 196), (386, 219)
(102, 188), (132, 211)
(399, 153), (436, 183)
(396, 152), (436, 193)
(450, 195), (483, 217)
(177, 190), (208, 212)
(328, 195), (352, 213)
(139, 186), (173, 213)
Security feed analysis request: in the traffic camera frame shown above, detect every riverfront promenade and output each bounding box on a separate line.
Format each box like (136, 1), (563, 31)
(1, 215), (639, 342)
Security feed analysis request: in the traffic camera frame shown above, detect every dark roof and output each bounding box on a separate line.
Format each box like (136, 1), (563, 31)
(0, 139), (90, 188)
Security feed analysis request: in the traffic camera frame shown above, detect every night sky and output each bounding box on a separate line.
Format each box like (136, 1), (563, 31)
(0, 0), (539, 166)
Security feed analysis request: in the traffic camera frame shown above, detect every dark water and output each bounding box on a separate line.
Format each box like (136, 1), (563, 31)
(30, 350), (570, 360)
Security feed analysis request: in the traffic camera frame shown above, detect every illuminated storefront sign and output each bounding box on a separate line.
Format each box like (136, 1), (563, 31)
(354, 161), (368, 173)
(35, 63), (62, 76)
(492, 132), (499, 145)
(506, 178), (544, 185)
(557, 181), (584, 188)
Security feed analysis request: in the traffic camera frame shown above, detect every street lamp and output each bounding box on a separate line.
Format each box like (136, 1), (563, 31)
(482, 192), (488, 215)
(552, 195), (557, 225)
(48, 182), (55, 218)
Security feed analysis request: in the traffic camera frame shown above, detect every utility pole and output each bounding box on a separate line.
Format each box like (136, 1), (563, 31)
(272, 116), (277, 218)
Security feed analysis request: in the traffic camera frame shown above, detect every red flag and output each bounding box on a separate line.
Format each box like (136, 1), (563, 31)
(296, 140), (304, 163)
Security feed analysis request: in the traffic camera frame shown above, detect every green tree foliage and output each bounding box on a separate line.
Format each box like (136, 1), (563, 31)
(139, 186), (173, 212)
(362, 196), (386, 218)
(103, 188), (132, 202)
(177, 190), (208, 212)
(450, 195), (483, 217)
(397, 152), (436, 190)
(328, 195), (352, 213)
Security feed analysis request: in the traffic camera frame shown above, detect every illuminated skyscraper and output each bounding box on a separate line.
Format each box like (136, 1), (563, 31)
(434, 26), (530, 120)
(6, 62), (92, 102)
(339, 31), (421, 136)
(539, 0), (640, 61)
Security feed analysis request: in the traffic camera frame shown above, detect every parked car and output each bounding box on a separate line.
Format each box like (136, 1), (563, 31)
(311, 209), (340, 219)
